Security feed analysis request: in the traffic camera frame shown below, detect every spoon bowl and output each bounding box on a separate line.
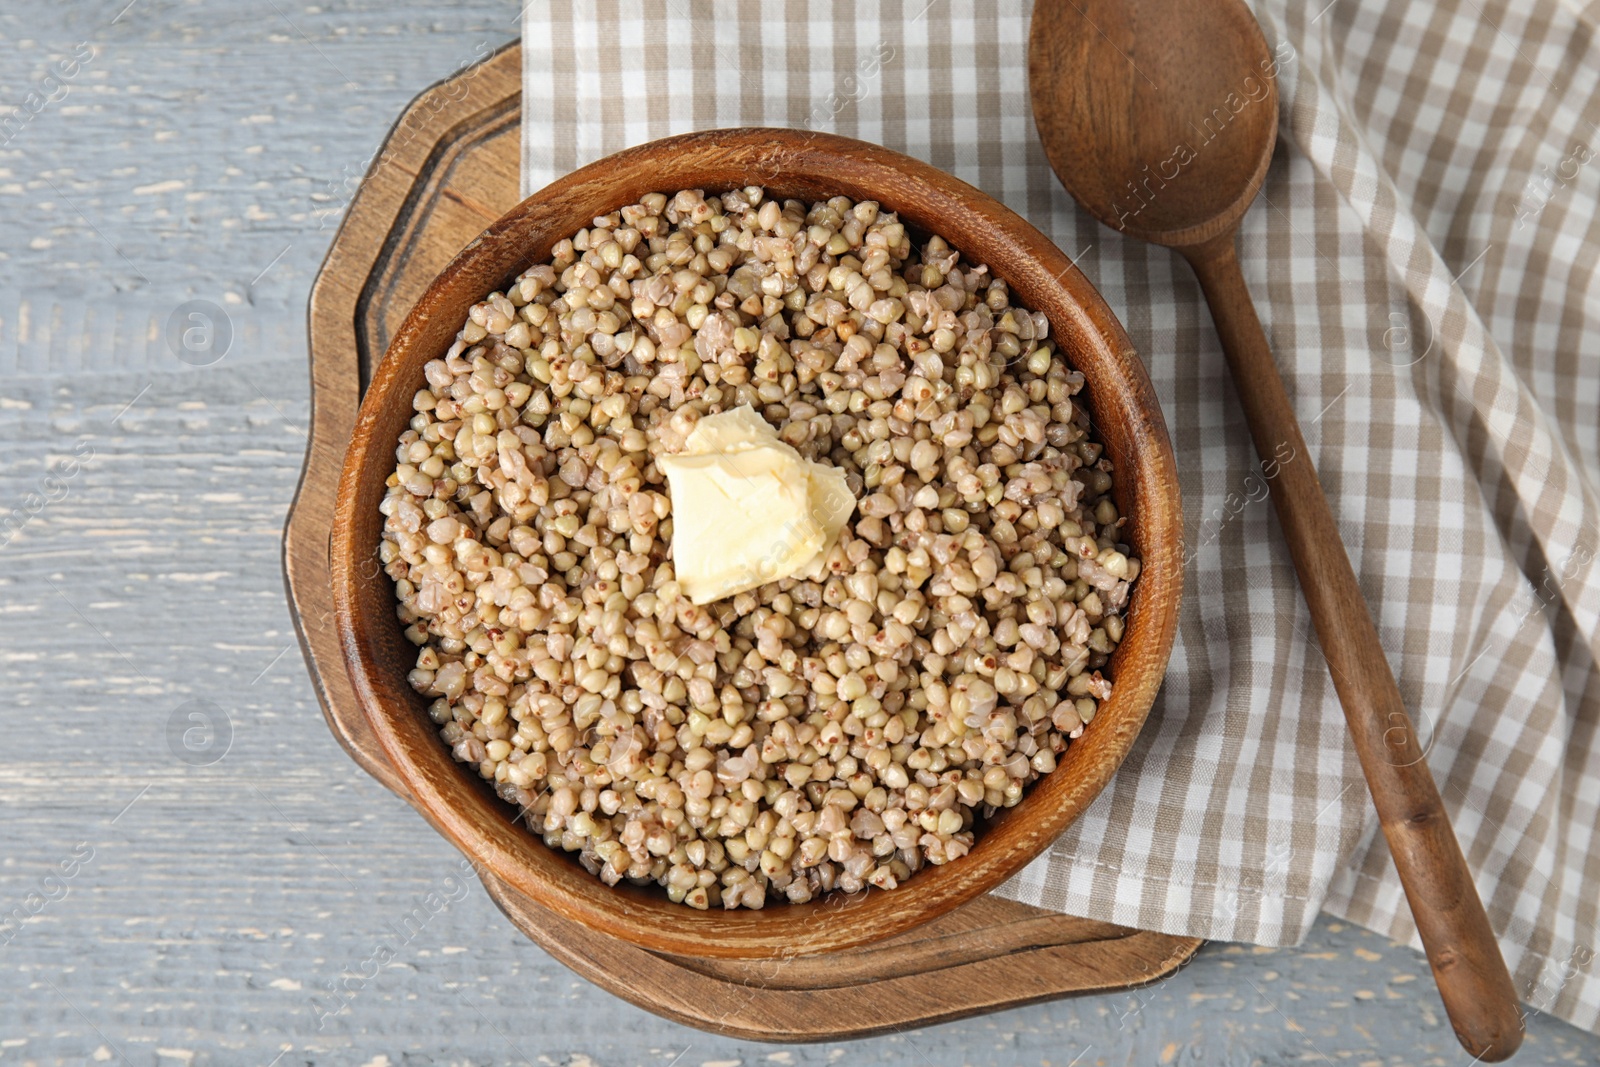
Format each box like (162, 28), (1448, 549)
(1030, 0), (1280, 246)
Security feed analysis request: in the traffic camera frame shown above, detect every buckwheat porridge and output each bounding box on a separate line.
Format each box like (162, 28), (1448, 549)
(377, 187), (1138, 909)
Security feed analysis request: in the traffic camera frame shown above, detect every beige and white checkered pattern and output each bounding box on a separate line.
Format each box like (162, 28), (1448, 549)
(523, 0), (1600, 1031)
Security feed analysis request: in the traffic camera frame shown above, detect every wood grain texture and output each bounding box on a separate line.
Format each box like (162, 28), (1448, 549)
(289, 42), (1202, 1035)
(1029, 0), (1522, 1059)
(485, 887), (1204, 1043)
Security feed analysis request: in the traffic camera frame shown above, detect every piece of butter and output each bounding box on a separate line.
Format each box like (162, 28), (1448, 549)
(658, 406), (857, 604)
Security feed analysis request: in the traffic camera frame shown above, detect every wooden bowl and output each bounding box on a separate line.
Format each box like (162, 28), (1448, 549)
(331, 128), (1182, 960)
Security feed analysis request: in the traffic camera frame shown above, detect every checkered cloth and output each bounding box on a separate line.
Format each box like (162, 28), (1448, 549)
(522, 0), (1600, 1031)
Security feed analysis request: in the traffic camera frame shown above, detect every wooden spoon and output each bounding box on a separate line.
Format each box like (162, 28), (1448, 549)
(1028, 1), (1523, 1059)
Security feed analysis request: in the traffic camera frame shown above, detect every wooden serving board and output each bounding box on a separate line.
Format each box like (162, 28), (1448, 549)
(282, 39), (1202, 1042)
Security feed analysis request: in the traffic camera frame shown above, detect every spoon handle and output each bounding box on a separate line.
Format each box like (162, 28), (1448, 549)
(1182, 233), (1523, 1062)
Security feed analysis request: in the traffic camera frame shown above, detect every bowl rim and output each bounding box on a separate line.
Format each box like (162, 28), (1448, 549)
(331, 127), (1182, 959)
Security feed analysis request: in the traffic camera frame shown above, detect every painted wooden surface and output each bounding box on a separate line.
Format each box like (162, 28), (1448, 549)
(1, 1), (1598, 1063)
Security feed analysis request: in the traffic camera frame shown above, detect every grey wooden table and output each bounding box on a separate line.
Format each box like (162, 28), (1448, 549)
(1, 3), (1596, 1064)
